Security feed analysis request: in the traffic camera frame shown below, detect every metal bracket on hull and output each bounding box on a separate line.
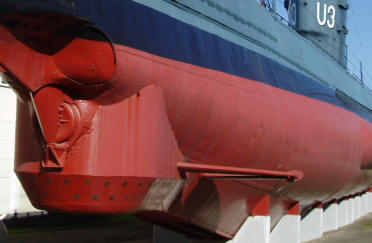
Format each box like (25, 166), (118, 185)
(177, 162), (303, 182)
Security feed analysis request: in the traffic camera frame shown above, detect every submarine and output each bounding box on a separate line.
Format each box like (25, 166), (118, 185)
(0, 0), (371, 241)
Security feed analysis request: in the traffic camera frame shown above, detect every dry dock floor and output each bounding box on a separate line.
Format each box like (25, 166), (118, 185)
(5, 214), (153, 243)
(309, 212), (372, 243)
(5, 212), (372, 242)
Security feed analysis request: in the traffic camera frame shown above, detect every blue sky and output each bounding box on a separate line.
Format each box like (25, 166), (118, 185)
(347, 1), (372, 87)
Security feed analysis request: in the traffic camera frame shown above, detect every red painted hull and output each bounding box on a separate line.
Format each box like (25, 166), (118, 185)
(1, 17), (372, 237)
(111, 44), (371, 201)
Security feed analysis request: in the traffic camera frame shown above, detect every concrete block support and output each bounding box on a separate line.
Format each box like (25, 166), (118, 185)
(228, 216), (270, 243)
(346, 199), (354, 224)
(155, 191), (371, 243)
(368, 192), (372, 213)
(323, 203), (338, 233)
(270, 214), (300, 243)
(229, 195), (271, 243)
(353, 196), (361, 220)
(337, 200), (348, 228)
(300, 206), (323, 242)
(361, 194), (368, 216)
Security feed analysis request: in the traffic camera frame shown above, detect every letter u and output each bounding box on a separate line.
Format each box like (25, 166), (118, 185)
(317, 2), (327, 26)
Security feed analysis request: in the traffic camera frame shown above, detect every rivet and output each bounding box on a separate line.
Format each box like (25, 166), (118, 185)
(85, 180), (90, 185)
(43, 192), (48, 197)
(125, 196), (129, 200)
(110, 196), (115, 200)
(123, 182), (128, 187)
(136, 196), (140, 201)
(138, 182), (143, 187)
(75, 194), (80, 199)
(105, 182), (110, 186)
(64, 179), (70, 184)
(46, 179), (51, 183)
(93, 195), (99, 200)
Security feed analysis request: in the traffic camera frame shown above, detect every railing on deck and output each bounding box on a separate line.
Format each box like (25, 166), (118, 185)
(256, 0), (372, 91)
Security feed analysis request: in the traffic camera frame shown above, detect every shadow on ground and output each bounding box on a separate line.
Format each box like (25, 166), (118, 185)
(4, 214), (153, 243)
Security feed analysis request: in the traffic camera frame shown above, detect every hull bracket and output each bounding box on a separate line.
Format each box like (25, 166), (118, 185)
(177, 162), (303, 182)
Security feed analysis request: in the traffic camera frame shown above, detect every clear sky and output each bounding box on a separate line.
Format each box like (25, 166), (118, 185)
(347, 1), (372, 87)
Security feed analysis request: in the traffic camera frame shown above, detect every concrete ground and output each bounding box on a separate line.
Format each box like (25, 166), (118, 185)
(5, 212), (372, 243)
(5, 214), (153, 243)
(308, 213), (372, 243)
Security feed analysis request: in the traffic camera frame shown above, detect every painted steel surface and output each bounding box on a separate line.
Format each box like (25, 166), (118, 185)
(0, 0), (372, 239)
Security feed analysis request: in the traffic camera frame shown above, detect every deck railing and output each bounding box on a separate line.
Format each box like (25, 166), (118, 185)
(257, 0), (372, 91)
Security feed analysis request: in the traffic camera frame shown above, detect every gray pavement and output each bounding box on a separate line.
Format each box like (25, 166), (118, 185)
(6, 212), (372, 243)
(5, 215), (153, 243)
(308, 213), (372, 243)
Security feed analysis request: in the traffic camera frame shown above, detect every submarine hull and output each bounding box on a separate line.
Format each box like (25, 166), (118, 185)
(0, 0), (372, 238)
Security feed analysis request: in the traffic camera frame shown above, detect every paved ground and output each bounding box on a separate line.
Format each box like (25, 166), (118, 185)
(309, 213), (372, 243)
(5, 212), (372, 242)
(4, 214), (153, 243)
